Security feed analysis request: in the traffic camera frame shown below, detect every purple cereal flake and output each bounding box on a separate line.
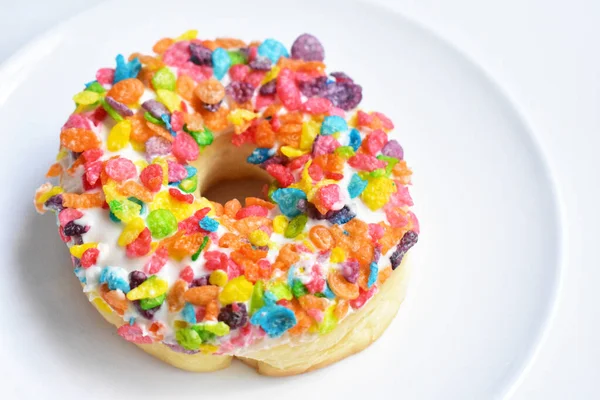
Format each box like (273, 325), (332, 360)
(145, 136), (172, 157)
(72, 235), (84, 246)
(133, 300), (159, 319)
(226, 81), (255, 104)
(258, 80), (277, 96)
(330, 71), (353, 83)
(341, 259), (360, 283)
(322, 81), (363, 111)
(260, 155), (288, 170)
(63, 221), (88, 236)
(299, 76), (328, 97)
(390, 230), (419, 270)
(218, 303), (248, 329)
(163, 342), (200, 355)
(291, 33), (325, 62)
(249, 56), (272, 71)
(44, 194), (64, 212)
(129, 270), (147, 289)
(382, 139), (404, 160)
(202, 102), (221, 112)
(142, 99), (170, 119)
(190, 275), (209, 288)
(105, 96), (134, 117)
(373, 245), (382, 263)
(189, 43), (213, 66)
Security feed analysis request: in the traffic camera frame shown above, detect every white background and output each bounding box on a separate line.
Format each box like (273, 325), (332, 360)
(1, 0), (598, 398)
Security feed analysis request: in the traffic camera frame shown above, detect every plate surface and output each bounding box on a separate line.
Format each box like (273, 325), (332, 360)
(0, 0), (562, 398)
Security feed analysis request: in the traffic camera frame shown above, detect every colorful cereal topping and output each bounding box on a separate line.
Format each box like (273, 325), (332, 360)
(34, 31), (419, 354)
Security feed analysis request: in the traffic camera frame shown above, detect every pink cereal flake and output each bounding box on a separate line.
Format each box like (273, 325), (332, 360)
(58, 208), (84, 227)
(96, 68), (115, 86)
(117, 324), (153, 344)
(167, 160), (188, 182)
(172, 132), (200, 162)
(105, 157), (136, 182)
(229, 64), (250, 82)
(63, 114), (92, 130)
(162, 41), (191, 67)
(302, 97), (332, 115)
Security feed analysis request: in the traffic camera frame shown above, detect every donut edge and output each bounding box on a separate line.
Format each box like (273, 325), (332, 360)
(89, 256), (410, 375)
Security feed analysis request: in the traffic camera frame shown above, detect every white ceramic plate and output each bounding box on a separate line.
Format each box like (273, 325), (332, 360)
(0, 0), (563, 398)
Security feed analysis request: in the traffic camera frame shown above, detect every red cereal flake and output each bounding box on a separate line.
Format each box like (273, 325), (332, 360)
(145, 246), (169, 274)
(172, 132), (200, 162)
(302, 97), (332, 115)
(169, 188), (194, 204)
(348, 154), (386, 171)
(140, 164), (163, 192)
(204, 251), (229, 271)
(235, 205), (269, 220)
(170, 111), (185, 132)
(58, 208), (84, 227)
(179, 266), (194, 283)
(349, 287), (377, 309)
(82, 148), (103, 163)
(84, 161), (103, 186)
(372, 111), (394, 130)
(287, 154), (311, 170)
(229, 64), (250, 82)
(245, 70), (267, 88)
(104, 157), (137, 182)
(178, 208), (211, 234)
(308, 163), (324, 181)
(265, 163), (294, 187)
(126, 228), (152, 258)
(276, 69), (301, 111)
(255, 94), (275, 110)
(362, 129), (388, 155)
(231, 125), (256, 147)
(81, 248), (100, 268)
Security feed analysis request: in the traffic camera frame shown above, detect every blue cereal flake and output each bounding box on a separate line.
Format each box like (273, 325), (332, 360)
(113, 54), (141, 83)
(212, 48), (231, 80)
(326, 205), (356, 225)
(181, 303), (197, 324)
(250, 305), (297, 338)
(368, 262), (378, 288)
(257, 39), (289, 64)
(184, 165), (197, 178)
(129, 317), (136, 326)
(272, 188), (307, 218)
(320, 116), (348, 135)
(349, 128), (362, 151)
(161, 114), (176, 136)
(199, 216), (219, 232)
(263, 291), (278, 307)
(348, 173), (368, 198)
(322, 283), (336, 299)
(99, 267), (131, 293)
(74, 267), (86, 284)
(247, 148), (271, 164)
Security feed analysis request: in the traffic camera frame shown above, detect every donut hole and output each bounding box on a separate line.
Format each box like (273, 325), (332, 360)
(192, 131), (273, 204)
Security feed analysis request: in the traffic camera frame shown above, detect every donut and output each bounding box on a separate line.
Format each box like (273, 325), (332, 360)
(34, 31), (419, 375)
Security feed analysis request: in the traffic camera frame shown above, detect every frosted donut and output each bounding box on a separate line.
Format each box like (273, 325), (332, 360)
(34, 31), (419, 375)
